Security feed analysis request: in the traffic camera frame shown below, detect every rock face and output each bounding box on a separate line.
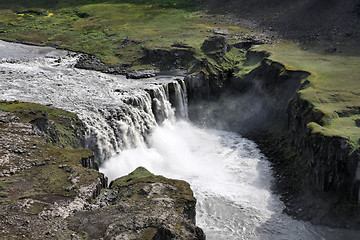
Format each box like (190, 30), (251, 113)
(0, 105), (106, 239)
(201, 36), (228, 58)
(0, 101), (205, 239)
(68, 167), (206, 240)
(142, 44), (196, 70)
(0, 101), (87, 149)
(231, 58), (360, 227)
(287, 95), (360, 203)
(74, 54), (127, 74)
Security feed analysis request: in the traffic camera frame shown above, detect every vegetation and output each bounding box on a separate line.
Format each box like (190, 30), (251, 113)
(0, 1), (358, 147)
(0, 101), (86, 148)
(0, 101), (100, 216)
(110, 166), (154, 187)
(257, 43), (360, 148)
(0, 0), (245, 68)
(110, 166), (195, 214)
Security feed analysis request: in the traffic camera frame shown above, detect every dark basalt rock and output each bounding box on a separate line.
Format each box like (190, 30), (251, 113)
(287, 95), (360, 203)
(125, 69), (158, 79)
(355, 119), (360, 127)
(325, 47), (337, 53)
(75, 54), (127, 75)
(201, 35), (228, 57)
(142, 45), (196, 70)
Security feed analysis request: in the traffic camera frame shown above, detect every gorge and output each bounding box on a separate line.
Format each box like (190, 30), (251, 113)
(0, 39), (359, 239)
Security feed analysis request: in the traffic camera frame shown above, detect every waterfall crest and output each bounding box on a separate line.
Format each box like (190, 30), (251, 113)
(0, 40), (188, 162)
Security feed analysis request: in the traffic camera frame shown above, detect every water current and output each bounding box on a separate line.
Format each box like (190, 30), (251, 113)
(0, 40), (359, 239)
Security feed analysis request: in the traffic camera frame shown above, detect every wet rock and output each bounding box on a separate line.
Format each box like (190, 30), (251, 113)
(75, 54), (126, 74)
(125, 69), (157, 79)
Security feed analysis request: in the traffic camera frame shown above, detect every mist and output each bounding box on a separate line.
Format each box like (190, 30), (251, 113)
(188, 69), (306, 135)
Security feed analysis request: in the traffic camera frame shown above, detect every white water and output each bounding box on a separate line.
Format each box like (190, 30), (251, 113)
(1, 40), (360, 239)
(0, 40), (185, 163)
(100, 121), (360, 240)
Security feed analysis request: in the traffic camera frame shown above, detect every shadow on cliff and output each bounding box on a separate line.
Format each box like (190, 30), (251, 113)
(189, 60), (308, 137)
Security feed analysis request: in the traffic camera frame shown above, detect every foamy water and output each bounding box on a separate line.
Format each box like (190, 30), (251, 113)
(1, 40), (359, 240)
(100, 121), (360, 240)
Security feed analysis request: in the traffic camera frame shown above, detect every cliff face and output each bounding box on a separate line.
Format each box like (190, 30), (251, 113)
(183, 41), (360, 227)
(240, 59), (360, 227)
(288, 95), (360, 203)
(0, 105), (106, 239)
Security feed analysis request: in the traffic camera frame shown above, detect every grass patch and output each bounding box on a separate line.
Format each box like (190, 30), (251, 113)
(0, 1), (246, 68)
(110, 167), (154, 188)
(0, 182), (7, 191)
(257, 42), (360, 147)
(0, 101), (85, 148)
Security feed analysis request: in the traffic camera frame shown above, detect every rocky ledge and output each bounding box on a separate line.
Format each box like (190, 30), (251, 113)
(0, 101), (204, 239)
(69, 167), (205, 240)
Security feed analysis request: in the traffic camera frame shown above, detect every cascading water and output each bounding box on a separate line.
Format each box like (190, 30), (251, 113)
(1, 40), (360, 239)
(0, 40), (184, 163)
(100, 121), (360, 240)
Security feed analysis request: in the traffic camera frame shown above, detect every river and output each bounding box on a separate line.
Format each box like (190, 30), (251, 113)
(0, 40), (359, 239)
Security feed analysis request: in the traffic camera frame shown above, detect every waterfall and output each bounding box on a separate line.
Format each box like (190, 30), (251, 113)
(83, 82), (186, 162)
(0, 40), (188, 163)
(2, 40), (360, 240)
(168, 79), (189, 119)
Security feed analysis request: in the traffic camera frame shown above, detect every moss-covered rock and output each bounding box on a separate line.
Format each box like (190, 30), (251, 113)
(68, 167), (205, 239)
(0, 102), (107, 239)
(0, 101), (86, 149)
(141, 45), (196, 70)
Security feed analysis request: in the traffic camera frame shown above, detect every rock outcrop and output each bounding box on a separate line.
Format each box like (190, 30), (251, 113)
(142, 44), (196, 70)
(68, 167), (205, 240)
(0, 105), (106, 239)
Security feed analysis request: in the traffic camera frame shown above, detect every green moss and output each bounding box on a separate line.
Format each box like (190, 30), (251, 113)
(257, 42), (360, 148)
(0, 0), (248, 69)
(0, 101), (78, 121)
(0, 101), (85, 148)
(0, 200), (11, 205)
(110, 167), (155, 188)
(0, 183), (7, 191)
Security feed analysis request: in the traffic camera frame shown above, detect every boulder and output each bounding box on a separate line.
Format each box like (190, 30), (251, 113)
(201, 35), (228, 57)
(142, 45), (196, 70)
(68, 167), (206, 239)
